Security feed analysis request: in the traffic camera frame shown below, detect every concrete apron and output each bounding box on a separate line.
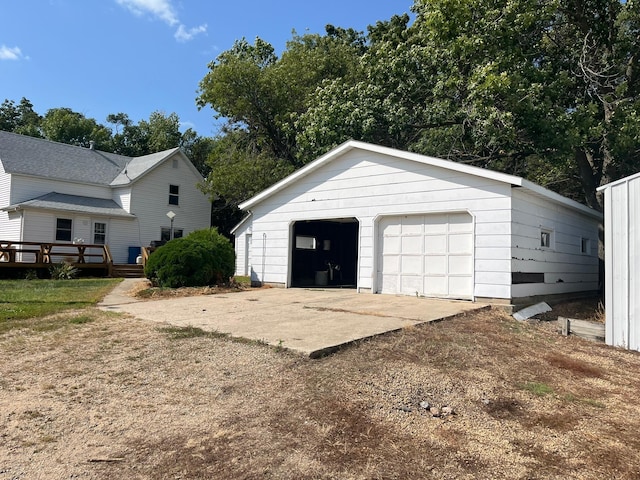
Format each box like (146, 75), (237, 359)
(100, 285), (489, 358)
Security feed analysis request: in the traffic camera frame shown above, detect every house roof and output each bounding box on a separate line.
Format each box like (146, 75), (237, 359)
(239, 140), (602, 220)
(0, 130), (188, 186)
(3, 192), (135, 218)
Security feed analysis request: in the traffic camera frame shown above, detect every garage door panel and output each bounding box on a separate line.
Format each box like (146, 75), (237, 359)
(449, 255), (473, 275)
(449, 276), (473, 296)
(424, 276), (448, 296)
(425, 235), (447, 254)
(378, 213), (474, 299)
(383, 236), (401, 254)
(423, 215), (448, 233)
(382, 255), (399, 274)
(449, 233), (473, 253)
(449, 214), (474, 232)
(401, 255), (422, 274)
(401, 275), (423, 293)
(401, 236), (422, 254)
(425, 255), (446, 275)
(381, 221), (401, 236)
(401, 216), (424, 234)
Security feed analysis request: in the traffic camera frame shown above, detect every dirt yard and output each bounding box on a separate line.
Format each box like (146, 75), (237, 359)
(1, 293), (639, 479)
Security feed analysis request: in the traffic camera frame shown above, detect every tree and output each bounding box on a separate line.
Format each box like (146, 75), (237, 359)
(197, 28), (366, 168)
(41, 108), (111, 148)
(297, 0), (640, 210)
(0, 97), (42, 137)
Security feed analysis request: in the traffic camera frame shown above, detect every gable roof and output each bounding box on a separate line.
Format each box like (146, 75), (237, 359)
(597, 170), (640, 191)
(0, 131), (195, 187)
(239, 140), (602, 220)
(3, 192), (135, 218)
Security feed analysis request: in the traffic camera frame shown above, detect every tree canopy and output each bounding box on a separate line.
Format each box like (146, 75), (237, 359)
(198, 0), (640, 212)
(3, 0), (638, 236)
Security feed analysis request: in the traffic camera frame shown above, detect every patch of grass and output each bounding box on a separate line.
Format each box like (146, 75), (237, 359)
(68, 315), (96, 325)
(0, 278), (119, 326)
(158, 325), (229, 340)
(519, 381), (554, 397)
(0, 278), (118, 334)
(231, 275), (251, 287)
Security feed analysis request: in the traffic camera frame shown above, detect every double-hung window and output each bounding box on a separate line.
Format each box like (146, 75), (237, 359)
(56, 218), (73, 241)
(169, 185), (179, 205)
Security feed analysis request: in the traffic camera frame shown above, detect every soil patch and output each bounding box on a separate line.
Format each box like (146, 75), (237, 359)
(2, 295), (639, 479)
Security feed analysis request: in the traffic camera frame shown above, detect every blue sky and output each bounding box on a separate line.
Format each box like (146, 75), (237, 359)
(1, 0), (413, 137)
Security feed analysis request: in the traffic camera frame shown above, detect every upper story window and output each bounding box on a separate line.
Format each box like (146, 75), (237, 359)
(581, 237), (590, 254)
(169, 184), (179, 205)
(56, 218), (73, 242)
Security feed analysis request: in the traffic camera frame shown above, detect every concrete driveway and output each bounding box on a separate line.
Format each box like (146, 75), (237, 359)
(100, 280), (488, 357)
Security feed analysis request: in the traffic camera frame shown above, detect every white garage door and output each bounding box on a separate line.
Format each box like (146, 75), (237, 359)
(377, 213), (474, 299)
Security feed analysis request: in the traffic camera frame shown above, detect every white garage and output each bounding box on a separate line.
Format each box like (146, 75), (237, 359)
(232, 141), (602, 306)
(378, 213), (474, 299)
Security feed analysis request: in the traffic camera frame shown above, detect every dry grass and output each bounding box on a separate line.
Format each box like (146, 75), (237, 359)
(1, 302), (640, 479)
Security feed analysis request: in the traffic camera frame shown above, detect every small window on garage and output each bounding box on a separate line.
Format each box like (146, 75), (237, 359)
(56, 218), (73, 241)
(295, 235), (316, 250)
(581, 237), (590, 254)
(540, 229), (553, 248)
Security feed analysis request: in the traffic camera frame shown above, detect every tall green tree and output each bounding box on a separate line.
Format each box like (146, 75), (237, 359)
(0, 97), (42, 137)
(41, 108), (111, 148)
(297, 0), (640, 210)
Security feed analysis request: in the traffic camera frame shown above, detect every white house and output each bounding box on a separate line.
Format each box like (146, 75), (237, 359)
(598, 172), (640, 351)
(232, 141), (602, 306)
(0, 131), (211, 264)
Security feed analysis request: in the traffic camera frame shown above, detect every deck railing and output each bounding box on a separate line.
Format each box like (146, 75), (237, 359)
(0, 240), (112, 270)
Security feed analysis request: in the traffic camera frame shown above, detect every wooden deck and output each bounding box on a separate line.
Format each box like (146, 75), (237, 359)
(0, 240), (114, 276)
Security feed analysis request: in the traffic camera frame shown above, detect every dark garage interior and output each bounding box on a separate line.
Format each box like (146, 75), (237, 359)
(290, 218), (359, 288)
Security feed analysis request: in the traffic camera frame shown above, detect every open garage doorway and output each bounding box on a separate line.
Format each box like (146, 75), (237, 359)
(290, 218), (359, 288)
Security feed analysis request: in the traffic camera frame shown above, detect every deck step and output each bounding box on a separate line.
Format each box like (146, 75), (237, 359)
(111, 264), (145, 278)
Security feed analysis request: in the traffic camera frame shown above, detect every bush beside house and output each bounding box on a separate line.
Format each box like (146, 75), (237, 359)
(144, 228), (235, 288)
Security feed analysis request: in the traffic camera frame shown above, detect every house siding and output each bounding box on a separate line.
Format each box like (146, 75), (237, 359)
(601, 174), (640, 351)
(128, 154), (210, 247)
(237, 149), (514, 300)
(0, 161), (22, 241)
(510, 188), (600, 298)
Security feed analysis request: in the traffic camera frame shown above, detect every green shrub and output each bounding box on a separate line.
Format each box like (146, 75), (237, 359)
(49, 262), (78, 280)
(144, 228), (235, 288)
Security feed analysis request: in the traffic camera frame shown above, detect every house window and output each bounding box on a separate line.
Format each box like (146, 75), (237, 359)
(581, 237), (590, 254)
(296, 235), (316, 250)
(93, 222), (107, 245)
(540, 229), (553, 248)
(56, 218), (73, 242)
(172, 158), (179, 169)
(161, 227), (183, 242)
(169, 184), (179, 205)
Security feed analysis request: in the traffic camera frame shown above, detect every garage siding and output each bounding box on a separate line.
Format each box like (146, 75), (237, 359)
(510, 189), (599, 298)
(241, 149), (513, 300)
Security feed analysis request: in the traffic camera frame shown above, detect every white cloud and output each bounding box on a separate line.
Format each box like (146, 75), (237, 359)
(174, 23), (207, 42)
(115, 0), (178, 26)
(116, 0), (206, 42)
(0, 45), (24, 61)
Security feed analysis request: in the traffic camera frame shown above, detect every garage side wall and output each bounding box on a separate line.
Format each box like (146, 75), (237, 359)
(510, 188), (600, 301)
(602, 176), (640, 351)
(243, 150), (514, 300)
